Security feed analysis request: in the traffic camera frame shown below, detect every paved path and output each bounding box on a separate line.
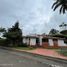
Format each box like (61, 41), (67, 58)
(23, 48), (67, 60)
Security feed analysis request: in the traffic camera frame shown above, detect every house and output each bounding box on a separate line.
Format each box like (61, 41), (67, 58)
(23, 35), (67, 48)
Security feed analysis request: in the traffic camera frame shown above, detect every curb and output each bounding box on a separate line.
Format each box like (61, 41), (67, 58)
(0, 46), (67, 64)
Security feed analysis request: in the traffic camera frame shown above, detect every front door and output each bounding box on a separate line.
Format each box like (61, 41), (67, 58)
(53, 39), (58, 48)
(36, 38), (40, 47)
(42, 38), (49, 48)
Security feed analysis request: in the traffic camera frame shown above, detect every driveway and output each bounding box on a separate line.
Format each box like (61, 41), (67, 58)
(26, 48), (67, 60)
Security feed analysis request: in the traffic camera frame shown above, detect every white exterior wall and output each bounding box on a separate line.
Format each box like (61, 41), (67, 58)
(30, 38), (36, 46)
(48, 39), (54, 46)
(58, 39), (67, 46)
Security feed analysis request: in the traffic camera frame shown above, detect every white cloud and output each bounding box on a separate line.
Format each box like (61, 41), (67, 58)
(0, 0), (67, 35)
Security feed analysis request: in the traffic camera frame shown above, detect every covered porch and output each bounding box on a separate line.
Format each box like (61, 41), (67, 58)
(23, 35), (67, 48)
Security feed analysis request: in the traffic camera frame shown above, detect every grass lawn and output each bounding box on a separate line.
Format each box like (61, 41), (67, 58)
(13, 47), (36, 50)
(58, 50), (67, 56)
(45, 48), (60, 51)
(57, 48), (67, 56)
(46, 48), (67, 56)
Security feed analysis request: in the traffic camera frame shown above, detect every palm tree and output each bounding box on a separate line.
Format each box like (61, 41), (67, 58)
(52, 0), (67, 14)
(59, 22), (65, 27)
(59, 22), (67, 30)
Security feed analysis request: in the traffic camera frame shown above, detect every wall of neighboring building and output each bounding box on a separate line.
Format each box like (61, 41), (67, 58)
(58, 39), (67, 46)
(30, 38), (36, 46)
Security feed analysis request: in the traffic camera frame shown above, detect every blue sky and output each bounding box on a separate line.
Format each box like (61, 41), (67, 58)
(0, 0), (67, 35)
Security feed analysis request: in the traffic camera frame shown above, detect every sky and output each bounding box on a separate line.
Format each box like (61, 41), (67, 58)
(0, 0), (67, 35)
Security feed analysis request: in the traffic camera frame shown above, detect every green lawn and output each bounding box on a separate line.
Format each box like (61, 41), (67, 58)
(13, 47), (36, 50)
(58, 50), (67, 56)
(57, 48), (67, 56)
(46, 48), (67, 56)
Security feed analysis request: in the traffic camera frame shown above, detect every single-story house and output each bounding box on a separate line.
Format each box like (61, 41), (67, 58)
(23, 35), (67, 48)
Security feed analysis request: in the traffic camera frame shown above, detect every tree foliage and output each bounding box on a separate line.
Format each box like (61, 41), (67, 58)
(0, 27), (6, 38)
(59, 22), (67, 35)
(59, 22), (67, 27)
(49, 29), (59, 35)
(52, 0), (67, 14)
(0, 27), (6, 32)
(3, 21), (22, 47)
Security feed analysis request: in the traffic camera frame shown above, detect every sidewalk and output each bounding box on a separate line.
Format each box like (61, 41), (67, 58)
(19, 48), (67, 60)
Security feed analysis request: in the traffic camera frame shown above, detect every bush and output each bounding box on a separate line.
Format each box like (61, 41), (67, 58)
(20, 43), (28, 47)
(59, 50), (67, 56)
(0, 39), (6, 46)
(59, 48), (67, 56)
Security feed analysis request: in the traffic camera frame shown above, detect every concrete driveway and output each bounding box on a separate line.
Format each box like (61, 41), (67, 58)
(25, 48), (67, 60)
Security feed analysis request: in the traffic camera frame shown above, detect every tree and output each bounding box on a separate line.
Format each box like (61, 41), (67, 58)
(3, 21), (22, 47)
(49, 29), (59, 35)
(52, 0), (67, 14)
(59, 22), (67, 29)
(0, 27), (6, 37)
(59, 22), (67, 35)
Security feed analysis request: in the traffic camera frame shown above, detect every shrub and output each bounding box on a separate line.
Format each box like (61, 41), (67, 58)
(59, 48), (67, 56)
(0, 39), (6, 46)
(20, 43), (28, 47)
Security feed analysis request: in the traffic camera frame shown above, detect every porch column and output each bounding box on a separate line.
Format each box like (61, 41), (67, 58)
(39, 36), (42, 46)
(48, 39), (54, 46)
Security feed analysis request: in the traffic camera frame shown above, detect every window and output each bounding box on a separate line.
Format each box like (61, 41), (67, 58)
(53, 39), (57, 41)
(64, 39), (67, 44)
(36, 38), (39, 43)
(42, 38), (48, 42)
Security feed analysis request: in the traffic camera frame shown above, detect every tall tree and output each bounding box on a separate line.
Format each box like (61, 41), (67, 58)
(0, 27), (6, 37)
(49, 29), (59, 35)
(52, 0), (67, 14)
(59, 22), (67, 29)
(3, 21), (22, 47)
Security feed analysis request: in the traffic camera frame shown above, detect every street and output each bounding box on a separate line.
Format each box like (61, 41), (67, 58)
(0, 48), (67, 67)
